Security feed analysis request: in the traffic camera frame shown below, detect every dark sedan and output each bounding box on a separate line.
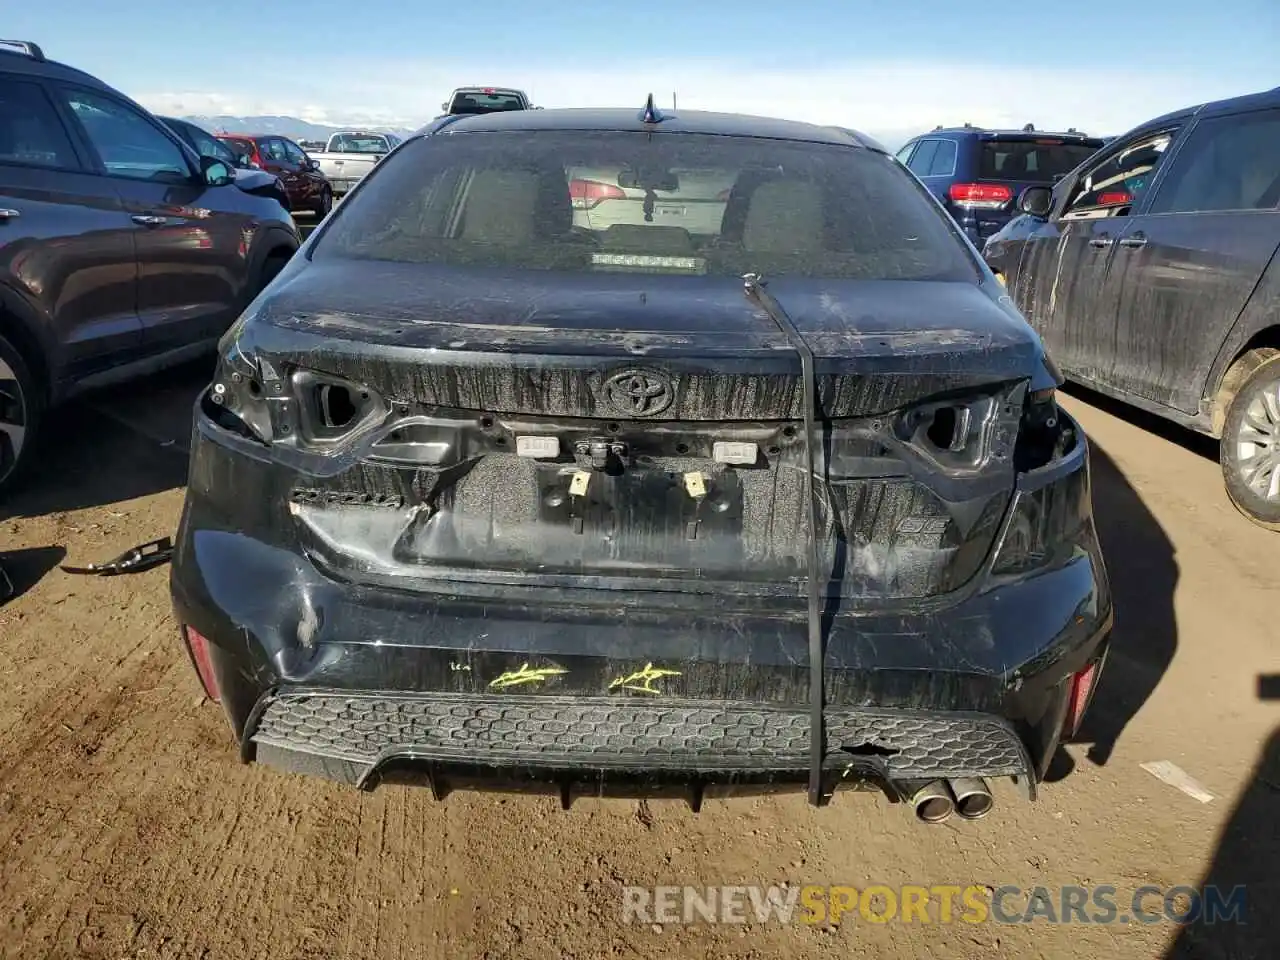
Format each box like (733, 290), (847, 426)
(171, 102), (1112, 821)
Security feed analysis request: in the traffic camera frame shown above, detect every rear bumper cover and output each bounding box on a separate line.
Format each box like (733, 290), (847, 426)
(171, 410), (1112, 805)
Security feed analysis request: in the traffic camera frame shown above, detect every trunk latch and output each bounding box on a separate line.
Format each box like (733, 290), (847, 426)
(574, 438), (628, 473)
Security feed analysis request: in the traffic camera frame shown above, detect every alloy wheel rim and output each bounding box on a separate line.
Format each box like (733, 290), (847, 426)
(1234, 376), (1280, 502)
(0, 354), (27, 483)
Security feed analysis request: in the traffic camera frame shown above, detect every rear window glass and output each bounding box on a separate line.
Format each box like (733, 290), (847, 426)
(220, 137), (253, 158)
(979, 139), (1101, 181)
(448, 91), (526, 114)
(329, 133), (390, 154)
(314, 131), (976, 282)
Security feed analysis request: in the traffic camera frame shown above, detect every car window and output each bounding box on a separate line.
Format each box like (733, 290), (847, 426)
(979, 139), (1101, 182)
(283, 139), (307, 164)
(906, 139), (940, 176)
(220, 137), (253, 163)
(1146, 109), (1280, 214)
(0, 79), (78, 170)
(1060, 130), (1177, 220)
(927, 139), (957, 177)
(315, 131), (978, 283)
(178, 121), (236, 165)
(60, 87), (190, 182)
(329, 133), (389, 154)
(261, 138), (288, 162)
(447, 91), (526, 114)
(895, 142), (916, 163)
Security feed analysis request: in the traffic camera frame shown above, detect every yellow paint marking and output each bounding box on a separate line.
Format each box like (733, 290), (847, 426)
(488, 662), (568, 690)
(569, 471), (591, 496)
(609, 662), (682, 695)
(683, 471), (707, 499)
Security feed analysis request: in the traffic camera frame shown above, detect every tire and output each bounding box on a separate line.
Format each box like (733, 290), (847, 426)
(1219, 348), (1280, 531)
(0, 330), (44, 498)
(314, 187), (333, 219)
(255, 251), (291, 299)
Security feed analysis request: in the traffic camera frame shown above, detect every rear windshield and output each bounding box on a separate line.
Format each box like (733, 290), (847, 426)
(329, 133), (390, 154)
(448, 91), (526, 114)
(219, 137), (253, 157)
(979, 139), (1101, 181)
(314, 131), (976, 282)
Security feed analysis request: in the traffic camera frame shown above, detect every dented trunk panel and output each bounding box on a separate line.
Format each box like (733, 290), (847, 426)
(202, 265), (1042, 603)
(249, 262), (1040, 420)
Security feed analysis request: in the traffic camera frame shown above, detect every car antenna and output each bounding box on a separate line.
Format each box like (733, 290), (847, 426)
(640, 93), (664, 124)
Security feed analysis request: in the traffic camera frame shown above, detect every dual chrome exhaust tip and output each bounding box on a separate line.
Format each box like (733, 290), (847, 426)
(904, 778), (994, 823)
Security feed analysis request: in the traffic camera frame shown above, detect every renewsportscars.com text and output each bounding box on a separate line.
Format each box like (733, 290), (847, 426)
(621, 884), (1246, 926)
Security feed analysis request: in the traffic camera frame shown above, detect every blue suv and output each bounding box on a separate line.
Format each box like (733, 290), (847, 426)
(896, 125), (1105, 244)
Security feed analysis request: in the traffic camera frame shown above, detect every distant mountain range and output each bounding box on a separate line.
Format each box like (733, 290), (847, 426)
(179, 115), (419, 143)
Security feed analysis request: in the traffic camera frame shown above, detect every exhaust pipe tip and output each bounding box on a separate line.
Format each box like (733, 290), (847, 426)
(905, 780), (955, 823)
(949, 777), (994, 820)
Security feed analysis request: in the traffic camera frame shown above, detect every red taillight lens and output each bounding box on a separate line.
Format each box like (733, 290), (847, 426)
(948, 183), (1013, 207)
(1097, 191), (1132, 206)
(1064, 656), (1104, 737)
(183, 626), (221, 702)
(568, 179), (628, 209)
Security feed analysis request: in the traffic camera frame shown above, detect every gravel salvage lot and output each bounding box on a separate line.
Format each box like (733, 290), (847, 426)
(1, 363), (1276, 960)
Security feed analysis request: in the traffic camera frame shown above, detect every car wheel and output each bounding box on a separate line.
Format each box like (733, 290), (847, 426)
(314, 187), (333, 218)
(0, 330), (44, 497)
(255, 251), (291, 299)
(1220, 347), (1280, 531)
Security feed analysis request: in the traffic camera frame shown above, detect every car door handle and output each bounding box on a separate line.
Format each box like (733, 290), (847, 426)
(131, 215), (169, 227)
(1088, 235), (1114, 249)
(1119, 233), (1148, 248)
(0, 208), (20, 220)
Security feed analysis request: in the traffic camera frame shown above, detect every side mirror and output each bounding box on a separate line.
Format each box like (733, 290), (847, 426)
(307, 158), (321, 172)
(441, 101), (450, 112)
(201, 156), (235, 187)
(1018, 186), (1053, 219)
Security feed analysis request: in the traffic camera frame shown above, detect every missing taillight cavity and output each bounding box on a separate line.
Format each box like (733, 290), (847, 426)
(317, 384), (358, 429)
(290, 369), (385, 446)
(1015, 388), (1074, 471)
(926, 406), (972, 453)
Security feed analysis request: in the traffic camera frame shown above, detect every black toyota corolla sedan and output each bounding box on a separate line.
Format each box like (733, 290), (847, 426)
(170, 100), (1112, 822)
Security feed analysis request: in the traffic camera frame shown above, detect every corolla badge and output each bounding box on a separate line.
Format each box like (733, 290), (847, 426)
(602, 369), (675, 418)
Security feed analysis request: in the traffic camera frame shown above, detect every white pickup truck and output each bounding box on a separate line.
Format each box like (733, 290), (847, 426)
(308, 130), (402, 196)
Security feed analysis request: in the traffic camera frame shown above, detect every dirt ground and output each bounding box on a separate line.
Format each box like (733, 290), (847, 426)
(1, 364), (1276, 960)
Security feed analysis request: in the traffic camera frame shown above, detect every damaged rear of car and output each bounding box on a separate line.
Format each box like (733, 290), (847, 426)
(170, 107), (1112, 820)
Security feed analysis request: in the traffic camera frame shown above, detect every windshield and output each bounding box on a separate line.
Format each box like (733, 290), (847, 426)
(448, 91), (526, 114)
(166, 120), (236, 165)
(219, 137), (254, 163)
(314, 131), (976, 282)
(329, 133), (390, 154)
(979, 139), (1101, 181)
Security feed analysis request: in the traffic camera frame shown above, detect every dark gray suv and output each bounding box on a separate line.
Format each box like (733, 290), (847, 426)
(0, 40), (300, 494)
(984, 86), (1280, 531)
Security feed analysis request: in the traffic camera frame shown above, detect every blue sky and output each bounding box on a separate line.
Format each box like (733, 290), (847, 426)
(9, 1), (1278, 146)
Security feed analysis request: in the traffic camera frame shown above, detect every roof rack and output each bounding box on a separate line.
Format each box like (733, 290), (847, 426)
(0, 39), (45, 61)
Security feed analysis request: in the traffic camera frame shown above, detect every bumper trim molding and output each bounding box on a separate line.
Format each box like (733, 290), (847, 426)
(245, 689), (1037, 801)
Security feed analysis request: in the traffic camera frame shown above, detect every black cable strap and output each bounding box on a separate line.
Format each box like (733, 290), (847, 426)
(742, 273), (827, 806)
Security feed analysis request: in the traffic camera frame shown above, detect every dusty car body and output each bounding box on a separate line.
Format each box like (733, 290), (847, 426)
(170, 103), (1112, 819)
(984, 86), (1280, 530)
